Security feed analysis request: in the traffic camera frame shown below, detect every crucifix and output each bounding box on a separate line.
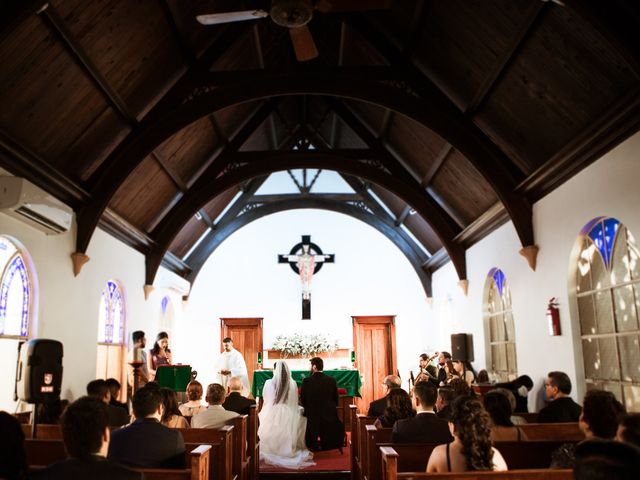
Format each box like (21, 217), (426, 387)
(278, 235), (335, 319)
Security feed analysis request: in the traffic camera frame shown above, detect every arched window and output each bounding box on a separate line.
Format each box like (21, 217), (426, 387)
(576, 217), (640, 411)
(484, 268), (517, 381)
(96, 280), (126, 393)
(0, 236), (33, 338)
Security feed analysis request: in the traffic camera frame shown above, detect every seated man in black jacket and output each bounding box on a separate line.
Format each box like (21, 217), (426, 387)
(392, 383), (453, 444)
(368, 375), (401, 417)
(31, 396), (141, 479)
(87, 379), (129, 427)
(538, 371), (582, 423)
(109, 386), (186, 468)
(222, 376), (256, 415)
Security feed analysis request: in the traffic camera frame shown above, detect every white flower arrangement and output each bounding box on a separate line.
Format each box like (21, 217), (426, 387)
(272, 332), (339, 358)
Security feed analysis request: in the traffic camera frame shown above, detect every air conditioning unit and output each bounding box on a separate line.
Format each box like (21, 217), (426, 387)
(0, 177), (73, 235)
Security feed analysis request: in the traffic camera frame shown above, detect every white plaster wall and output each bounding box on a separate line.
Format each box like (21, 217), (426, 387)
(181, 210), (433, 392)
(432, 131), (640, 411)
(0, 213), (184, 412)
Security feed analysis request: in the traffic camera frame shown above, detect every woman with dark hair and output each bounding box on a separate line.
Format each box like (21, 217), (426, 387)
(453, 360), (475, 386)
(148, 331), (172, 380)
(426, 396), (507, 472)
(374, 388), (415, 428)
(441, 359), (457, 385)
(179, 380), (207, 418)
(449, 377), (474, 399)
(551, 389), (626, 468)
(160, 387), (189, 428)
(0, 411), (27, 480)
(483, 390), (526, 441)
(495, 375), (533, 413)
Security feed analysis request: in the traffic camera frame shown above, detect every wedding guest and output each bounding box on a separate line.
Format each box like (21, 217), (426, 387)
(617, 413), (640, 448)
(453, 360), (475, 386)
(0, 411), (27, 480)
(392, 383), (452, 444)
(368, 375), (401, 417)
(109, 386), (185, 468)
(222, 376), (256, 415)
(574, 439), (640, 480)
(31, 397), (141, 479)
(483, 390), (526, 441)
(435, 387), (454, 421)
(106, 378), (129, 415)
(551, 389), (625, 468)
(426, 395), (507, 472)
(179, 380), (207, 418)
(373, 388), (415, 428)
(493, 387), (526, 424)
(496, 375), (533, 413)
(160, 387), (189, 429)
(538, 371), (582, 423)
(476, 369), (490, 383)
(191, 383), (239, 429)
(87, 379), (129, 427)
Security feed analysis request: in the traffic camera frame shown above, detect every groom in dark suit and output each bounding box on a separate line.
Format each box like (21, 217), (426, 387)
(300, 357), (345, 451)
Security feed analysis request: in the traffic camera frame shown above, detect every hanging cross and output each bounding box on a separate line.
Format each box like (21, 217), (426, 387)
(278, 235), (335, 319)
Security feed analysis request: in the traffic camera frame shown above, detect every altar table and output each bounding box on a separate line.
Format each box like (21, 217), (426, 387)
(251, 369), (362, 398)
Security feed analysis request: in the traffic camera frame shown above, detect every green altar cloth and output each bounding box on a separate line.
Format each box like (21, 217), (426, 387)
(156, 365), (192, 392)
(251, 369), (361, 398)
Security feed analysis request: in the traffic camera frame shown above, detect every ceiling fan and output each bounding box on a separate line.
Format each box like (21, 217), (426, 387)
(196, 0), (392, 62)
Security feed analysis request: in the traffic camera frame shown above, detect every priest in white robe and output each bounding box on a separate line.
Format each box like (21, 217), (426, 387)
(215, 337), (250, 393)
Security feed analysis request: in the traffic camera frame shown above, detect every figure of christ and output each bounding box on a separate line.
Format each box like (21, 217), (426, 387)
(281, 244), (332, 300)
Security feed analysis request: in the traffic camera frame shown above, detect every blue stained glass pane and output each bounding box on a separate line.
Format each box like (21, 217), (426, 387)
(107, 280), (117, 300)
(603, 218), (620, 268)
(589, 222), (607, 268)
(493, 269), (505, 298)
(161, 296), (169, 316)
(0, 255), (29, 337)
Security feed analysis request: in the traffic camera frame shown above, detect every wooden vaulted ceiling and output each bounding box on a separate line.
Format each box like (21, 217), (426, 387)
(1, 0), (640, 296)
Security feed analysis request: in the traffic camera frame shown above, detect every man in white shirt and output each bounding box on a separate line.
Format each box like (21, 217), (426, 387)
(215, 337), (249, 392)
(191, 383), (240, 429)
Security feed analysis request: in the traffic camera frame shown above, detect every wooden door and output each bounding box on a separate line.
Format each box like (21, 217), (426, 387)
(220, 318), (263, 395)
(352, 315), (397, 412)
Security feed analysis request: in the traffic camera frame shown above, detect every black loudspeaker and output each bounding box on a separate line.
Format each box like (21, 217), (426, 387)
(451, 333), (474, 363)
(16, 339), (63, 403)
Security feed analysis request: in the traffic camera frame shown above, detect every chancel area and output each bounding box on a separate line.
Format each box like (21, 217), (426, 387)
(2, 0), (640, 479)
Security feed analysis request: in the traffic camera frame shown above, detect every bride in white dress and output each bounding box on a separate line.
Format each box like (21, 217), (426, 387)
(258, 361), (315, 469)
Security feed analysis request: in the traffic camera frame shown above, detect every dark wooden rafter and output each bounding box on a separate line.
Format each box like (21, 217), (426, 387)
(145, 150), (465, 285)
(346, 15), (534, 249)
(183, 197), (433, 297)
(76, 66), (534, 262)
(158, 0), (197, 65)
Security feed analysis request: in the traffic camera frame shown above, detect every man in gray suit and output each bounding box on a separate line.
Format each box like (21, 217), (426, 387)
(192, 383), (240, 428)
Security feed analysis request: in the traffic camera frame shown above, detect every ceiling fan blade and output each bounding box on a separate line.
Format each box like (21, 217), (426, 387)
(196, 10), (269, 25)
(289, 26), (319, 62)
(315, 0), (392, 13)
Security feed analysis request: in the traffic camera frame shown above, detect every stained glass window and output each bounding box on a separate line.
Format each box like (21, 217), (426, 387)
(97, 280), (125, 344)
(159, 295), (174, 336)
(484, 268), (517, 381)
(576, 217), (640, 412)
(0, 236), (31, 338)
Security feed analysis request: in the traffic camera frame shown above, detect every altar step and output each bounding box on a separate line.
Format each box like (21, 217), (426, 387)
(260, 470), (350, 480)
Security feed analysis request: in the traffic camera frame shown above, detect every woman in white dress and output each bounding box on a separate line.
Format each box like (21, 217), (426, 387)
(258, 361), (314, 469)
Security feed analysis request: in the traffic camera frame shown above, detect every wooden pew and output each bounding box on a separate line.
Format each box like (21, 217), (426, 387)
(363, 425), (392, 480)
(179, 424), (235, 480)
(380, 446), (573, 480)
(246, 404), (259, 480)
(26, 439), (211, 480)
(352, 412), (376, 480)
(518, 413), (539, 423)
(138, 444), (211, 480)
(518, 423), (583, 442)
(22, 423), (63, 439)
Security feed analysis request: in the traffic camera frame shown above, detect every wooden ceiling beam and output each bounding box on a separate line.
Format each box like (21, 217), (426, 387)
(344, 17), (535, 249)
(0, 128), (90, 208)
(76, 66), (532, 264)
(37, 3), (137, 125)
(158, 0), (196, 65)
(146, 152), (465, 285)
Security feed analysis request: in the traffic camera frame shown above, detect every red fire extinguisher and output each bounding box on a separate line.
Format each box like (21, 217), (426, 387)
(547, 297), (561, 336)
